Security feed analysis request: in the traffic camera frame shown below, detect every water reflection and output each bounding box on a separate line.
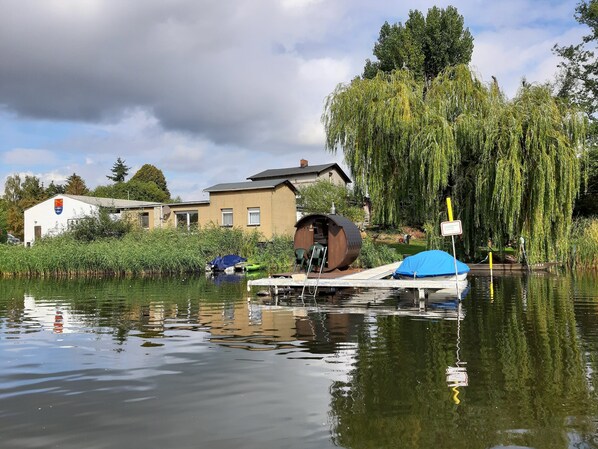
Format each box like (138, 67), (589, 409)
(1, 274), (598, 449)
(329, 274), (598, 449)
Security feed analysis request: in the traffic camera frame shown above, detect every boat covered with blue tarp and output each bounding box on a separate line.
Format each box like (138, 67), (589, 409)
(393, 250), (470, 279)
(208, 254), (247, 272)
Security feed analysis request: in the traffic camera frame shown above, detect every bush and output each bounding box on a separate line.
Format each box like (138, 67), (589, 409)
(354, 236), (401, 268)
(69, 207), (133, 242)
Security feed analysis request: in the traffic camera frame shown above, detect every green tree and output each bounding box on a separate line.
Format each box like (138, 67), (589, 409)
(4, 174), (23, 204)
(45, 181), (65, 197)
(2, 174), (48, 238)
(92, 179), (169, 203)
(575, 147), (598, 216)
(107, 157), (130, 183)
(64, 173), (88, 195)
(297, 180), (365, 223)
(21, 175), (46, 201)
(323, 65), (586, 263)
(554, 0), (598, 216)
(0, 198), (8, 243)
(363, 6), (473, 83)
(554, 0), (598, 118)
(130, 164), (170, 198)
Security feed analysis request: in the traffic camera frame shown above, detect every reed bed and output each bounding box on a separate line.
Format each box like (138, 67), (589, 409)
(569, 218), (598, 270)
(0, 226), (295, 278)
(0, 223), (404, 278)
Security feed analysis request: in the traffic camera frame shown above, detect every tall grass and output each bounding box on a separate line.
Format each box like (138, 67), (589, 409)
(0, 225), (294, 278)
(569, 218), (598, 270)
(0, 224), (404, 278)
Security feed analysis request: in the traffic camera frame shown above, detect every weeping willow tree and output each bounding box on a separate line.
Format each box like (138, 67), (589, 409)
(323, 65), (586, 262)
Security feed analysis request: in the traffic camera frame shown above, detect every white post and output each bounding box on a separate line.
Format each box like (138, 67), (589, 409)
(451, 235), (461, 300)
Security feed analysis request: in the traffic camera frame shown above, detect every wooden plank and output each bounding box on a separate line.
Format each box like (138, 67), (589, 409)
(467, 262), (559, 272)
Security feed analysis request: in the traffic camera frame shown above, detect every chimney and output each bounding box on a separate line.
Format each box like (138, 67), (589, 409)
(300, 159), (308, 168)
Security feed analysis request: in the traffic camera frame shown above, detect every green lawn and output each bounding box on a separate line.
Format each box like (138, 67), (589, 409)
(386, 239), (427, 258)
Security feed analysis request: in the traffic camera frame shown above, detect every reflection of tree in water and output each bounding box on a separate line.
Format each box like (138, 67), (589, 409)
(329, 276), (598, 449)
(0, 276), (246, 344)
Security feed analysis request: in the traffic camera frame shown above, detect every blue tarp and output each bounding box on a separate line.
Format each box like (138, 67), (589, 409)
(209, 254), (247, 271)
(393, 250), (470, 279)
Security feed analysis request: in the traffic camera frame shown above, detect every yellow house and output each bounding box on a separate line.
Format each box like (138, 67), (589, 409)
(23, 179), (298, 244)
(161, 179), (297, 239)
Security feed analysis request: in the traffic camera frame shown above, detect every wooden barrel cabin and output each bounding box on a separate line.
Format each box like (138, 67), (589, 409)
(294, 214), (362, 271)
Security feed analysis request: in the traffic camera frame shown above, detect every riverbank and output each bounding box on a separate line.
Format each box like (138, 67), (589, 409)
(0, 227), (289, 277)
(0, 226), (399, 277)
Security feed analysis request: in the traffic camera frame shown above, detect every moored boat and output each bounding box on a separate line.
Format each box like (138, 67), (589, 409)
(206, 254), (247, 274)
(393, 250), (470, 281)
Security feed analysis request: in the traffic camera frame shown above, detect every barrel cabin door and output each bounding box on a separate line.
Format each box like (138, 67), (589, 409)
(326, 221), (344, 270)
(294, 223), (314, 254)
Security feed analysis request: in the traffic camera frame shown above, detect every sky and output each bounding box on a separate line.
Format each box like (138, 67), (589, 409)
(0, 0), (587, 201)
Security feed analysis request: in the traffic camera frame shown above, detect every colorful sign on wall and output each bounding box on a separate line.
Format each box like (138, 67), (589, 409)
(54, 198), (63, 215)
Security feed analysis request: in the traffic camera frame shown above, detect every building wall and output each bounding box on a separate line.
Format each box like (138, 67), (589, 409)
(121, 207), (161, 230)
(162, 203), (210, 229)
(283, 168), (348, 189)
(23, 186), (297, 245)
(162, 186), (296, 238)
(269, 184), (299, 236)
(24, 196), (99, 246)
(206, 186), (297, 238)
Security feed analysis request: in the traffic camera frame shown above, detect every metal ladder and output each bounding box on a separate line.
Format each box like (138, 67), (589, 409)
(300, 246), (327, 299)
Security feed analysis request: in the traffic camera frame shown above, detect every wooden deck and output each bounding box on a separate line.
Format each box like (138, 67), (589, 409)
(247, 261), (468, 296)
(467, 262), (559, 273)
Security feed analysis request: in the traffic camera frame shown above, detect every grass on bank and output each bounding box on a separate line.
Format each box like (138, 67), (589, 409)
(0, 226), (294, 277)
(12, 215), (595, 277)
(0, 225), (402, 277)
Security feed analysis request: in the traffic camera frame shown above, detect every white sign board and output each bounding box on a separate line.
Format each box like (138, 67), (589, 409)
(441, 220), (462, 236)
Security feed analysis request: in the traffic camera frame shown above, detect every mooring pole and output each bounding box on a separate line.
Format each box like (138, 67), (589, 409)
(446, 198), (461, 300)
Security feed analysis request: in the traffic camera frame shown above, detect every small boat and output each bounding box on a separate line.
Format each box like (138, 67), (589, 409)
(393, 250), (470, 281)
(234, 261), (263, 272)
(206, 254), (247, 274)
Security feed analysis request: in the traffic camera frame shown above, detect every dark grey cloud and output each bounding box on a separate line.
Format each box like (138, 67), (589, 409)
(0, 0), (583, 200)
(0, 0), (369, 151)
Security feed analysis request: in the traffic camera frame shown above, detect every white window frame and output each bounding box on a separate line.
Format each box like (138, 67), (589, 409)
(247, 207), (260, 226)
(221, 208), (233, 227)
(175, 211), (198, 230)
(139, 212), (150, 229)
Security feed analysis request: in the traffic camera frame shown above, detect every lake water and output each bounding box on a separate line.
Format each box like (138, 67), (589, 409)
(1, 273), (597, 449)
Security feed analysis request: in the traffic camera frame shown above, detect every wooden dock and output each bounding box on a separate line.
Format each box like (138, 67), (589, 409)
(467, 262), (559, 273)
(247, 261), (468, 297)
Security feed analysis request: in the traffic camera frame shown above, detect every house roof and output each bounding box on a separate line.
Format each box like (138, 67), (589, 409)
(166, 200), (210, 207)
(204, 179), (297, 193)
(247, 163), (351, 184)
(60, 194), (162, 209)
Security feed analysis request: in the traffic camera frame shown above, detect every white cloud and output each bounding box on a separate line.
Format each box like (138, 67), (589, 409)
(2, 148), (57, 166)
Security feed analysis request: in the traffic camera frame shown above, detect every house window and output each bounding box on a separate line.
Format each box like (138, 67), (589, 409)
(67, 218), (82, 229)
(221, 208), (233, 227)
(247, 208), (260, 226)
(175, 211), (198, 230)
(139, 212), (150, 229)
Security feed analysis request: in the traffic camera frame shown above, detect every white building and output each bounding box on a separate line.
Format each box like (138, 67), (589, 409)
(23, 194), (161, 246)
